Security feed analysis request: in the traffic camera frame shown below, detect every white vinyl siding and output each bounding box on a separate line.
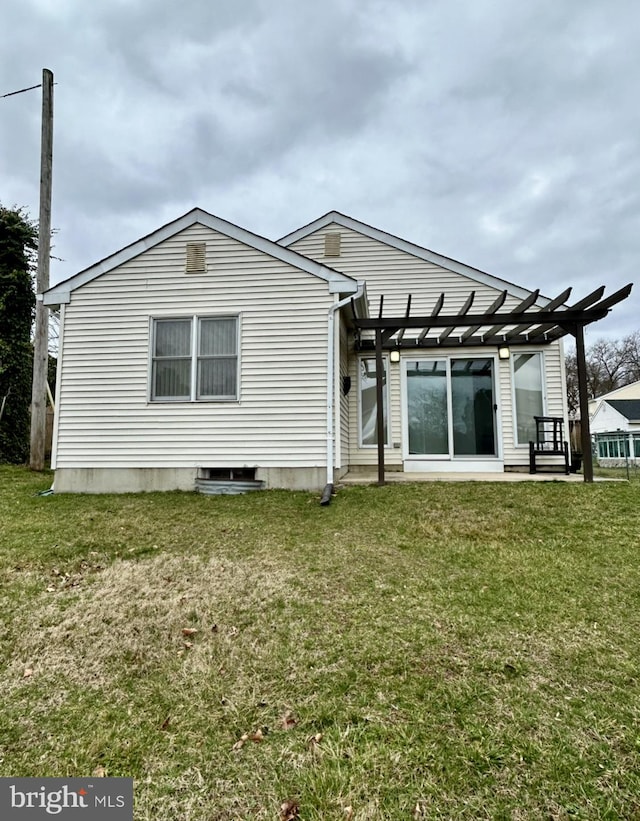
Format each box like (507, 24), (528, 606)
(289, 223), (567, 469)
(288, 225), (533, 319)
(53, 225), (332, 469)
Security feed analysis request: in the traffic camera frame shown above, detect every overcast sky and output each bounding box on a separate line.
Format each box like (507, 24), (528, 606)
(1, 0), (637, 340)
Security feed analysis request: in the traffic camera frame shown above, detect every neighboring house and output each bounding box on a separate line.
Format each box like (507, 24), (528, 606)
(587, 379), (640, 419)
(590, 390), (640, 465)
(43, 208), (572, 494)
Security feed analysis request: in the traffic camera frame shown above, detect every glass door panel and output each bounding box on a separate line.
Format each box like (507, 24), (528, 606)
(513, 352), (543, 445)
(451, 358), (496, 456)
(407, 360), (449, 455)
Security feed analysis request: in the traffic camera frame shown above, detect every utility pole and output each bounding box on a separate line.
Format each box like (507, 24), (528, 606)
(29, 68), (54, 470)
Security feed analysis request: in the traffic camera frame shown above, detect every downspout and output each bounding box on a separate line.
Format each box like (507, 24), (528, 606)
(321, 282), (366, 506)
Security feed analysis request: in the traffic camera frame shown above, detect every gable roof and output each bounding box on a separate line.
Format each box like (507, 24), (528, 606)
(277, 211), (551, 306)
(43, 208), (359, 306)
(607, 399), (640, 421)
(592, 380), (640, 403)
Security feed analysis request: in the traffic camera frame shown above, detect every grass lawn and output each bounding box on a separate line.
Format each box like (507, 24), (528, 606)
(593, 463), (640, 483)
(1, 466), (639, 820)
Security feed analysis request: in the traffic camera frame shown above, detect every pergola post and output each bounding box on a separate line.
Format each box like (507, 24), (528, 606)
(573, 323), (594, 483)
(375, 328), (386, 485)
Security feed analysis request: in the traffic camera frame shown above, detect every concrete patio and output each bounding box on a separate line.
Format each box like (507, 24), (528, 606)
(339, 470), (615, 485)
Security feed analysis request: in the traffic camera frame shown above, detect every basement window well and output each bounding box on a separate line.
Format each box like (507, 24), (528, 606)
(195, 467), (264, 495)
(196, 468), (264, 496)
(198, 468), (257, 481)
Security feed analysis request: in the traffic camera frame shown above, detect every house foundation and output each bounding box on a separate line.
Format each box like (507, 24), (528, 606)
(53, 466), (330, 494)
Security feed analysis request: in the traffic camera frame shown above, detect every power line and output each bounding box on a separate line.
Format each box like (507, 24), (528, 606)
(1, 83), (43, 99)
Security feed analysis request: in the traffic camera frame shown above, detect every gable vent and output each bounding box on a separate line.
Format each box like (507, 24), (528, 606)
(324, 232), (341, 257)
(185, 242), (206, 273)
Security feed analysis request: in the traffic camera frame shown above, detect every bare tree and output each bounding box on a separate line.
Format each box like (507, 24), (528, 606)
(565, 350), (580, 416)
(624, 330), (640, 382)
(565, 331), (640, 415)
(589, 338), (631, 394)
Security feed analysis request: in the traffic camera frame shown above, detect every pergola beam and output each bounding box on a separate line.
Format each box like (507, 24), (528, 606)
(355, 306), (610, 331)
(480, 289), (540, 341)
(396, 295), (412, 344)
(438, 290), (475, 344)
(505, 287), (572, 340)
(460, 290), (507, 342)
(533, 285), (632, 343)
(357, 333), (568, 351)
(357, 284), (633, 486)
(417, 292), (444, 342)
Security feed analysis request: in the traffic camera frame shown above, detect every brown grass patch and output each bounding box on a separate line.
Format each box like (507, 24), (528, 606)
(3, 552), (294, 695)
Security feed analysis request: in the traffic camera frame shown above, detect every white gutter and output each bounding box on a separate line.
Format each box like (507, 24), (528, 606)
(322, 282), (366, 504)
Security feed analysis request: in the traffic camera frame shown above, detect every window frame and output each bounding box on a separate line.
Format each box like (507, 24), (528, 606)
(196, 316), (239, 401)
(511, 350), (547, 447)
(149, 314), (239, 403)
(401, 355), (499, 459)
(358, 355), (391, 448)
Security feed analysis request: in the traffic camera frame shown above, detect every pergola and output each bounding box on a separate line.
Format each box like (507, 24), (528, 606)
(351, 283), (633, 485)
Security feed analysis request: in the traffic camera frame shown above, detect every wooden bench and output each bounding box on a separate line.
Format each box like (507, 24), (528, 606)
(529, 416), (570, 475)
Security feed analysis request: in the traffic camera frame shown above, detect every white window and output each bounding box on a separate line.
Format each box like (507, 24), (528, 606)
(513, 352), (544, 445)
(151, 316), (238, 401)
(359, 357), (390, 446)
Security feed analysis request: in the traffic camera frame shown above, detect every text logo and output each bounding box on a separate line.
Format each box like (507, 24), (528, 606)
(0, 778), (133, 820)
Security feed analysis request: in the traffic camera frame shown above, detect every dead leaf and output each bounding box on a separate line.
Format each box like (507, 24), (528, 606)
(160, 716), (171, 731)
(307, 732), (323, 747)
(233, 728), (263, 750)
(344, 807), (354, 820)
(23, 668), (33, 678)
(182, 627), (198, 637)
(232, 733), (249, 751)
(281, 710), (297, 730)
(279, 799), (300, 820)
(93, 765), (107, 778)
(183, 641), (193, 649)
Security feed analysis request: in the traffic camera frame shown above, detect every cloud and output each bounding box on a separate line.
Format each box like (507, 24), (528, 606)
(0, 0), (636, 337)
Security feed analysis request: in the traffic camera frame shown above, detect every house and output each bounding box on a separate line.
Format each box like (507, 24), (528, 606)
(589, 382), (640, 464)
(588, 379), (640, 419)
(43, 208), (618, 494)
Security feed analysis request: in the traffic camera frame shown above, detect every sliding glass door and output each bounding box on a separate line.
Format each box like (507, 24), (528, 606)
(406, 358), (497, 458)
(406, 361), (448, 454)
